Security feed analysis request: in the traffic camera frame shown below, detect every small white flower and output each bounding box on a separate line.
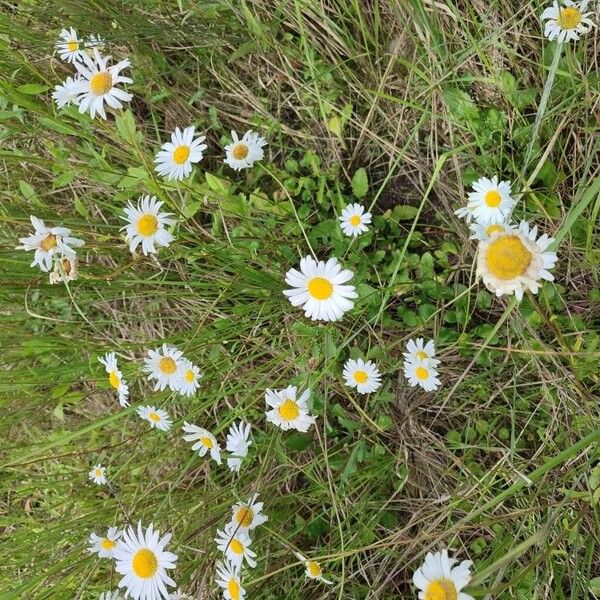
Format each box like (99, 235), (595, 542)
(455, 176), (515, 225)
(339, 203), (372, 237)
(49, 255), (79, 285)
(402, 338), (440, 368)
(16, 216), (84, 272)
(403, 360), (441, 392)
(55, 27), (86, 63)
(342, 358), (382, 394)
(89, 463), (107, 485)
(99, 592), (121, 600)
(229, 494), (268, 532)
(265, 386), (316, 432)
(225, 421), (252, 472)
(143, 343), (184, 392)
(283, 256), (357, 322)
(89, 526), (122, 558)
(215, 522), (257, 570)
(137, 406), (172, 431)
(294, 552), (333, 585)
(98, 352), (129, 407)
(154, 126), (207, 181)
(215, 559), (245, 600)
(121, 195), (175, 256)
(541, 0), (595, 42)
(52, 76), (81, 109)
(223, 130), (267, 171)
(114, 522), (177, 600)
(413, 549), (474, 600)
(476, 220), (558, 302)
(469, 220), (513, 242)
(182, 422), (221, 464)
(173, 360), (202, 397)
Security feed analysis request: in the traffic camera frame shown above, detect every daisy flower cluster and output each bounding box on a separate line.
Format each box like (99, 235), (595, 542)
(143, 343), (203, 398)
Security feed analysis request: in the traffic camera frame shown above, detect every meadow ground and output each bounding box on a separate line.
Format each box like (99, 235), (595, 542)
(0, 0), (599, 598)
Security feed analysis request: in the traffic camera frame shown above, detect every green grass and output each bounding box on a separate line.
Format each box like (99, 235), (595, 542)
(1, 0), (599, 598)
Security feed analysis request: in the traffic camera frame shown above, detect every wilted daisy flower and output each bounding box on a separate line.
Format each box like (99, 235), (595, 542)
(342, 358), (382, 395)
(294, 552), (333, 585)
(403, 338), (440, 368)
(71, 49), (132, 119)
(224, 130), (267, 171)
(56, 27), (85, 63)
(215, 559), (245, 600)
(89, 463), (107, 485)
(476, 220), (558, 302)
(154, 126), (207, 181)
(122, 195), (175, 256)
(99, 592), (121, 600)
(182, 422), (221, 464)
(339, 203), (372, 237)
(469, 220), (513, 242)
(226, 421), (252, 473)
(215, 523), (257, 570)
(49, 255), (79, 285)
(455, 176), (514, 225)
(114, 522), (177, 600)
(265, 386), (316, 432)
(98, 352), (129, 407)
(143, 344), (184, 392)
(52, 76), (81, 109)
(16, 216), (84, 272)
(230, 494), (268, 532)
(89, 526), (122, 558)
(541, 0), (595, 42)
(173, 360), (202, 397)
(283, 256), (357, 322)
(137, 406), (172, 432)
(404, 360), (441, 392)
(413, 549), (474, 600)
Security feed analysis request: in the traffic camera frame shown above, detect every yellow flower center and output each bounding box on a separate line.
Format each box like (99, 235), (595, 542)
(148, 412), (161, 422)
(307, 276), (333, 300)
(67, 40), (78, 52)
(308, 561), (322, 577)
(184, 369), (195, 383)
(101, 538), (116, 550)
(484, 190), (502, 208)
(228, 578), (240, 600)
(416, 366), (429, 380)
(232, 143), (249, 160)
(201, 436), (214, 449)
(89, 71), (113, 96)
(235, 507), (253, 528)
(132, 548), (158, 579)
(353, 370), (368, 384)
(136, 214), (158, 237)
(158, 356), (177, 374)
(485, 235), (532, 280)
(485, 224), (505, 236)
(416, 350), (428, 360)
(40, 234), (58, 252)
(94, 469), (102, 477)
(229, 539), (244, 554)
(173, 145), (190, 165)
(278, 399), (300, 421)
(557, 6), (582, 29)
(425, 579), (458, 600)
(349, 215), (361, 227)
(109, 371), (120, 389)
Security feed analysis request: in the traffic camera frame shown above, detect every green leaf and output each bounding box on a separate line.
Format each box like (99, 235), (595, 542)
(205, 172), (229, 195)
(17, 83), (49, 95)
(393, 205), (418, 220)
(327, 115), (342, 138)
(115, 110), (141, 145)
(351, 167), (368, 199)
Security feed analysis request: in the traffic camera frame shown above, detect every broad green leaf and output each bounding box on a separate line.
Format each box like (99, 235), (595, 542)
(351, 167), (368, 199)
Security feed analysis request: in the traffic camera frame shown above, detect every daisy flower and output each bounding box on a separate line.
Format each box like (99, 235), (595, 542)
(283, 256), (357, 322)
(52, 76), (81, 109)
(455, 176), (514, 225)
(181, 422), (221, 464)
(403, 338), (440, 368)
(114, 522), (177, 600)
(476, 220), (558, 302)
(143, 344), (184, 392)
(137, 406), (172, 432)
(541, 0), (595, 42)
(223, 130), (267, 171)
(413, 549), (474, 600)
(99, 592), (121, 600)
(89, 526), (122, 558)
(342, 358), (382, 395)
(16, 216), (84, 272)
(122, 195), (175, 256)
(173, 360), (203, 397)
(49, 255), (79, 285)
(215, 560), (245, 600)
(55, 27), (85, 63)
(230, 494), (268, 532)
(403, 360), (441, 392)
(89, 464), (107, 485)
(71, 48), (132, 119)
(225, 421), (252, 473)
(214, 523), (257, 570)
(339, 203), (372, 237)
(98, 352), (129, 407)
(154, 126), (207, 181)
(294, 552), (333, 585)
(469, 220), (513, 242)
(265, 386), (316, 432)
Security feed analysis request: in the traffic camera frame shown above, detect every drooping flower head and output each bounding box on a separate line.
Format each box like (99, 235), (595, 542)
(215, 559), (245, 600)
(98, 352), (129, 407)
(294, 552), (333, 585)
(181, 422), (222, 464)
(225, 421), (252, 472)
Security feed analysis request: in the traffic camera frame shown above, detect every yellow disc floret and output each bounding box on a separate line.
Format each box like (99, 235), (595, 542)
(557, 6), (582, 29)
(90, 71), (112, 96)
(278, 399), (300, 421)
(353, 370), (368, 384)
(137, 214), (159, 237)
(158, 356), (177, 374)
(232, 144), (249, 160)
(40, 234), (58, 252)
(485, 235), (532, 280)
(416, 366), (429, 380)
(307, 277), (333, 300)
(484, 190), (501, 208)
(132, 548), (158, 579)
(173, 145), (190, 165)
(425, 579), (458, 600)
(235, 507), (253, 528)
(349, 215), (361, 227)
